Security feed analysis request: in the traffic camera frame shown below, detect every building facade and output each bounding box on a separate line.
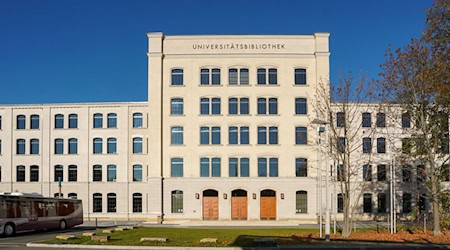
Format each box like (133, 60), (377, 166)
(2, 33), (442, 223)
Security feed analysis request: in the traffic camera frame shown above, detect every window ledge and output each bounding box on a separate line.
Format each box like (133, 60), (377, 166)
(294, 114), (308, 116)
(199, 144), (223, 146)
(256, 84), (280, 86)
(170, 114), (185, 117)
(169, 85), (186, 87)
(227, 114), (251, 116)
(293, 84), (309, 87)
(227, 84), (251, 87)
(255, 114), (280, 116)
(227, 144), (252, 146)
(198, 84), (223, 87)
(256, 144), (280, 146)
(294, 144), (309, 146)
(170, 144), (186, 147)
(199, 114), (224, 116)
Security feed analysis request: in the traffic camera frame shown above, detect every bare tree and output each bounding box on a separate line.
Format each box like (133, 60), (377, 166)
(379, 0), (449, 236)
(314, 73), (381, 237)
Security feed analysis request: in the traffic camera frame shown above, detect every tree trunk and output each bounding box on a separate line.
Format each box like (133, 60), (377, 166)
(431, 173), (441, 236)
(342, 191), (351, 237)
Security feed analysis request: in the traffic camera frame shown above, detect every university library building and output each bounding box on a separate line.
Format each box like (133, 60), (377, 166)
(0, 33), (443, 222)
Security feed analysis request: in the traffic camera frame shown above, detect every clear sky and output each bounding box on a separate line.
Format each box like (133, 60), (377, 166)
(0, 0), (431, 104)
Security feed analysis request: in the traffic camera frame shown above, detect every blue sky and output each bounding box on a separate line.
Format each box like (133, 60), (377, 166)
(0, 0), (431, 104)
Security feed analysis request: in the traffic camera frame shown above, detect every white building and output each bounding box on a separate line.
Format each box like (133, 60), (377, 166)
(1, 33), (442, 223)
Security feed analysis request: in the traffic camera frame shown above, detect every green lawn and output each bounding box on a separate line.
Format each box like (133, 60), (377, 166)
(47, 227), (319, 247)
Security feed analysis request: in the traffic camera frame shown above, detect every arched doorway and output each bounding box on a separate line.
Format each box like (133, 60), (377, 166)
(260, 189), (276, 220)
(231, 189), (247, 220)
(202, 189), (219, 220)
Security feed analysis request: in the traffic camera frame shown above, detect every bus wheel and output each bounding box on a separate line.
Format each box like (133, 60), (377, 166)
(59, 220), (67, 230)
(4, 223), (15, 237)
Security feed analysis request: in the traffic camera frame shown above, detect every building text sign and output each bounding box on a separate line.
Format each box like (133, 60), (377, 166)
(193, 43), (286, 50)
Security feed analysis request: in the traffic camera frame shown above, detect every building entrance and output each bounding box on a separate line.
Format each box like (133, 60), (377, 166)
(231, 189), (247, 220)
(203, 189), (219, 220)
(260, 189), (276, 220)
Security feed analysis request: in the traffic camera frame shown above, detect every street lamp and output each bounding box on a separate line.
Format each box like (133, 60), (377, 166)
(312, 118), (330, 241)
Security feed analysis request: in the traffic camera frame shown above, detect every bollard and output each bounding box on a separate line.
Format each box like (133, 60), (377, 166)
(95, 218), (98, 229)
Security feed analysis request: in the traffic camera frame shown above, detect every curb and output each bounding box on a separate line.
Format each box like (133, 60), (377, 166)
(26, 243), (242, 250)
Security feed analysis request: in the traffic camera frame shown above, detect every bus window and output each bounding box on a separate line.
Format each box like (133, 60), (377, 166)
(58, 202), (75, 216)
(34, 201), (45, 217)
(45, 202), (56, 217)
(6, 201), (20, 218)
(20, 201), (32, 218)
(0, 200), (6, 218)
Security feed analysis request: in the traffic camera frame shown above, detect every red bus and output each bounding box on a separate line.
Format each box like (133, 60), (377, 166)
(0, 192), (83, 236)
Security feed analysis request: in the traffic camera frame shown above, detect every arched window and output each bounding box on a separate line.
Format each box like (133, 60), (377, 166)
(107, 164), (116, 182)
(16, 165), (25, 182)
(54, 138), (64, 154)
(68, 165), (77, 182)
(295, 127), (307, 145)
(54, 165), (63, 182)
(377, 193), (387, 213)
(107, 113), (117, 128)
(337, 193), (343, 213)
(133, 164), (142, 182)
(107, 193), (116, 213)
(93, 165), (102, 182)
(16, 139), (25, 154)
(133, 113), (143, 128)
(68, 138), (77, 154)
(93, 113), (103, 128)
(30, 139), (39, 155)
(133, 193), (142, 212)
(133, 137), (143, 154)
(17, 115), (26, 129)
(171, 190), (183, 213)
(93, 193), (102, 212)
(93, 138), (102, 154)
(171, 127), (183, 145)
(30, 165), (39, 182)
(68, 114), (78, 128)
(296, 191), (307, 213)
(55, 114), (64, 129)
(30, 114), (40, 129)
(107, 137), (117, 154)
(403, 193), (412, 213)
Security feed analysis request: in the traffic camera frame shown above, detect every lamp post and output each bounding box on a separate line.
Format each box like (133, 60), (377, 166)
(312, 118), (330, 241)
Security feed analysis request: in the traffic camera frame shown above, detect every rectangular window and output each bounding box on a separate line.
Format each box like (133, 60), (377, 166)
(171, 127), (183, 145)
(171, 98), (184, 115)
(171, 158), (183, 177)
(363, 164), (372, 181)
(296, 127), (308, 145)
(229, 126), (238, 144)
(295, 68), (307, 85)
(362, 137), (372, 153)
(229, 98), (238, 114)
(377, 165), (386, 181)
(240, 68), (249, 85)
(268, 68), (277, 84)
(69, 114), (78, 128)
(402, 113), (411, 128)
(402, 165), (412, 182)
(107, 113), (117, 128)
(230, 157), (249, 177)
(377, 138), (386, 153)
(16, 139), (25, 155)
(55, 115), (64, 129)
(362, 113), (371, 127)
(295, 158), (308, 177)
(200, 127), (209, 145)
(295, 98), (307, 115)
(336, 112), (345, 127)
(258, 158), (267, 177)
(376, 113), (386, 127)
(257, 98), (266, 114)
(269, 127), (278, 144)
(240, 98), (249, 114)
(211, 98), (221, 114)
(338, 137), (346, 153)
(378, 193), (387, 213)
(93, 194), (102, 213)
(257, 68), (266, 84)
(257, 127), (267, 144)
(171, 69), (184, 86)
(269, 158), (278, 177)
(133, 113), (143, 128)
(240, 127), (249, 144)
(200, 69), (209, 85)
(363, 194), (372, 213)
(30, 166), (39, 182)
(200, 158), (221, 177)
(211, 69), (221, 85)
(17, 115), (26, 129)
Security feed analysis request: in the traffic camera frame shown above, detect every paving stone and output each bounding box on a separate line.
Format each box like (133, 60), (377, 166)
(140, 237), (168, 242)
(91, 235), (110, 242)
(102, 229), (114, 234)
(82, 232), (96, 237)
(56, 234), (76, 240)
(200, 238), (218, 243)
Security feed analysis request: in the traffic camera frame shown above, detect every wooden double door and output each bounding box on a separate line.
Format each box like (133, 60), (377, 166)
(231, 189), (247, 220)
(203, 189), (219, 220)
(260, 189), (276, 220)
